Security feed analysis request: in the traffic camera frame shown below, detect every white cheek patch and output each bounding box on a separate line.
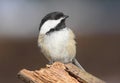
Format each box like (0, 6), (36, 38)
(40, 17), (64, 34)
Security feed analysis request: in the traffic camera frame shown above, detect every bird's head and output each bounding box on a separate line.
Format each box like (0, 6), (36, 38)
(39, 11), (69, 34)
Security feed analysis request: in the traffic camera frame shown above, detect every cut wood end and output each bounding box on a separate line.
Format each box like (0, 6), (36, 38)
(17, 62), (106, 83)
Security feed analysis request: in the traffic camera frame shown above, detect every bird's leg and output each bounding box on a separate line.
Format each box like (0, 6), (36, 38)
(49, 60), (54, 65)
(72, 58), (85, 71)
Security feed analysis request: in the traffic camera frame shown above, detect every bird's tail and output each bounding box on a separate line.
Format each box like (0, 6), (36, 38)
(72, 58), (85, 71)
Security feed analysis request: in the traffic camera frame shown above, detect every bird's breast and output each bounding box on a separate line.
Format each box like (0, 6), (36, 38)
(38, 28), (76, 63)
(44, 28), (69, 50)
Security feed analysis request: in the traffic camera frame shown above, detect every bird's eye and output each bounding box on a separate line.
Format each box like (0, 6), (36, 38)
(55, 14), (63, 20)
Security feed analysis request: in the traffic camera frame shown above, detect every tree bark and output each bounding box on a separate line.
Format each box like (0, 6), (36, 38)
(17, 62), (106, 83)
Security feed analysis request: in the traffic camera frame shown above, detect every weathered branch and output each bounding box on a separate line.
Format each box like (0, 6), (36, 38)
(17, 62), (106, 83)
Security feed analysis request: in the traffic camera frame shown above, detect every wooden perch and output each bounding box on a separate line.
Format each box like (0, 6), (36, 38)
(17, 62), (106, 83)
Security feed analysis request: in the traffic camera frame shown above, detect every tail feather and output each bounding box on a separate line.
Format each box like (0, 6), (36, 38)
(72, 58), (85, 71)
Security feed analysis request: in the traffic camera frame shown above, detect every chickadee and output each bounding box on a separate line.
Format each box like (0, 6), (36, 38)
(38, 11), (85, 70)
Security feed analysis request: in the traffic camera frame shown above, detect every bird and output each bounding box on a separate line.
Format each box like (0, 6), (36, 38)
(38, 11), (85, 70)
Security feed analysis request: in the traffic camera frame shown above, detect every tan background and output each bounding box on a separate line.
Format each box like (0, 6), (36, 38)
(0, 0), (120, 83)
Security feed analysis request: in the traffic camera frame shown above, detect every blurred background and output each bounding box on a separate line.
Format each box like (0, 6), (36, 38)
(0, 0), (120, 83)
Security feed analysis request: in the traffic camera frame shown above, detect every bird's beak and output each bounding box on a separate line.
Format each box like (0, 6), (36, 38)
(64, 15), (69, 19)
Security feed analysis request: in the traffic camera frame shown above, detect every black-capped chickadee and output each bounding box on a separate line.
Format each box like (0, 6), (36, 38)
(38, 11), (85, 70)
